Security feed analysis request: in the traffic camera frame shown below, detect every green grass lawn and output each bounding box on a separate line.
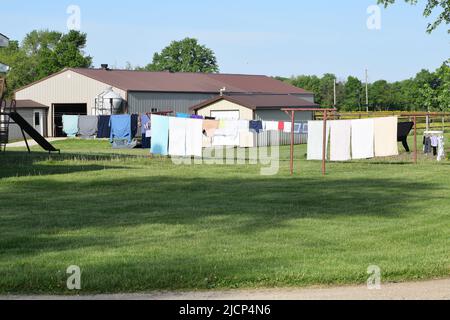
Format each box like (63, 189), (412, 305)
(0, 137), (449, 294)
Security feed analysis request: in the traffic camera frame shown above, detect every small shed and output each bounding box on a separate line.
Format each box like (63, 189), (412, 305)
(5, 100), (48, 141)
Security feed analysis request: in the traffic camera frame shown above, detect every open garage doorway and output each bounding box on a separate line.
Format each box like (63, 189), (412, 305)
(53, 104), (87, 137)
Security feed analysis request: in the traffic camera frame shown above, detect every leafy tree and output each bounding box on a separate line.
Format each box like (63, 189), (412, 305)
(378, 0), (450, 33)
(146, 38), (219, 73)
(0, 30), (92, 98)
(342, 76), (363, 111)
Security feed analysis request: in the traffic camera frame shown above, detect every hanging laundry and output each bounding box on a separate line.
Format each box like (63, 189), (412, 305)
(437, 135), (445, 162)
(177, 113), (191, 118)
(294, 123), (302, 134)
(213, 121), (240, 146)
(185, 118), (203, 157)
(284, 122), (292, 133)
(264, 121), (278, 131)
(202, 120), (219, 148)
(169, 117), (187, 157)
(97, 115), (111, 139)
(374, 117), (399, 157)
(249, 120), (263, 134)
(307, 121), (330, 161)
(423, 136), (432, 154)
(190, 115), (204, 119)
(141, 114), (151, 149)
(131, 114), (139, 139)
(78, 115), (98, 139)
(110, 115), (132, 143)
(329, 120), (352, 162)
(150, 115), (169, 156)
(301, 122), (309, 134)
(278, 121), (285, 131)
(62, 115), (79, 137)
(351, 119), (375, 160)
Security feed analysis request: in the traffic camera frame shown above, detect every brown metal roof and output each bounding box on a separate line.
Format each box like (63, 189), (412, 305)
(5, 100), (48, 109)
(190, 94), (318, 111)
(69, 68), (310, 94)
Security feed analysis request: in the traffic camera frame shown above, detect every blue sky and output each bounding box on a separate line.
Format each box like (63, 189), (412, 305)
(1, 0), (449, 82)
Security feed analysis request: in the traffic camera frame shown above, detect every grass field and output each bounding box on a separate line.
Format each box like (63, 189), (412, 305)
(0, 137), (449, 294)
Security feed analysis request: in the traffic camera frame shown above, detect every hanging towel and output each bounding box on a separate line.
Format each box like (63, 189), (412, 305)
(78, 115), (98, 139)
(97, 115), (111, 138)
(437, 135), (445, 162)
(238, 120), (250, 130)
(374, 117), (399, 157)
(351, 119), (375, 160)
(62, 115), (79, 137)
(294, 123), (302, 134)
(329, 120), (352, 161)
(249, 120), (263, 133)
(177, 113), (190, 119)
(203, 120), (219, 137)
(110, 115), (132, 143)
(264, 121), (278, 131)
(307, 121), (330, 161)
(213, 128), (240, 146)
(284, 122), (292, 133)
(150, 115), (169, 156)
(190, 114), (203, 119)
(186, 118), (203, 157)
(169, 117), (187, 157)
(278, 121), (285, 131)
(141, 114), (151, 135)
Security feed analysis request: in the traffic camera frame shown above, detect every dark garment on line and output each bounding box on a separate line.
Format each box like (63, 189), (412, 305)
(424, 137), (432, 154)
(205, 117), (216, 120)
(249, 120), (263, 133)
(142, 134), (151, 149)
(97, 115), (111, 138)
(397, 122), (414, 152)
(131, 114), (139, 138)
(190, 115), (204, 119)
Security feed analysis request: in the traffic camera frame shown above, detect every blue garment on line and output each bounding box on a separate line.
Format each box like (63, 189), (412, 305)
(150, 115), (169, 156)
(177, 113), (191, 118)
(97, 115), (111, 138)
(249, 120), (263, 133)
(110, 115), (132, 143)
(62, 115), (79, 137)
(141, 114), (151, 135)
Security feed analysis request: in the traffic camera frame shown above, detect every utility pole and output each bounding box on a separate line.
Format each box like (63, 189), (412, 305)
(365, 69), (369, 112)
(333, 78), (337, 108)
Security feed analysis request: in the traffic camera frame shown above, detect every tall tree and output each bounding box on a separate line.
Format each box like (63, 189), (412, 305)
(342, 76), (363, 111)
(378, 0), (450, 33)
(146, 38), (219, 73)
(0, 30), (92, 97)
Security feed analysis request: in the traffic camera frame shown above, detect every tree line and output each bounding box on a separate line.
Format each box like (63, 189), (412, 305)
(281, 63), (450, 112)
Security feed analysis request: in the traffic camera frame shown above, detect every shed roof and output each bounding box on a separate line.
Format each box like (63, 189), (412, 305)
(5, 100), (48, 109)
(190, 94), (318, 111)
(16, 68), (311, 95)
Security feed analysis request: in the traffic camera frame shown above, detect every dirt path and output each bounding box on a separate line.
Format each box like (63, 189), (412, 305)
(2, 279), (449, 300)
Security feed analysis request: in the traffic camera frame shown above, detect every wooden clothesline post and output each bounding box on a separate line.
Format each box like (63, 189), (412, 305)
(282, 108), (337, 176)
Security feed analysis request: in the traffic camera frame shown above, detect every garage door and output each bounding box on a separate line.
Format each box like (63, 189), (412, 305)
(210, 110), (240, 120)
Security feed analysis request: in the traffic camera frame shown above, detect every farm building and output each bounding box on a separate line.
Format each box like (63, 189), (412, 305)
(14, 67), (316, 137)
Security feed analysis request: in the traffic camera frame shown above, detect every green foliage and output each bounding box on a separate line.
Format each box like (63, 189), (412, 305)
(145, 38), (219, 73)
(288, 62), (450, 111)
(0, 30), (92, 98)
(378, 0), (450, 33)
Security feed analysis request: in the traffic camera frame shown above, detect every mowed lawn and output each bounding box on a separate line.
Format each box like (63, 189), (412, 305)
(0, 137), (449, 294)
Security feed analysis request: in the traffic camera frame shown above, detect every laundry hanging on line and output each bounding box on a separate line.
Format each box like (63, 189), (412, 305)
(329, 120), (352, 162)
(150, 115), (169, 156)
(374, 117), (399, 157)
(97, 115), (111, 139)
(78, 115), (98, 139)
(307, 120), (330, 161)
(62, 115), (79, 138)
(109, 114), (132, 143)
(351, 119), (374, 160)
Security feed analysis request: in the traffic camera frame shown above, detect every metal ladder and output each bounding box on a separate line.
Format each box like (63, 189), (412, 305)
(0, 99), (15, 152)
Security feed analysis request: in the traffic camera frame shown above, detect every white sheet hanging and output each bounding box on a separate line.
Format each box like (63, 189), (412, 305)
(264, 121), (279, 131)
(307, 121), (330, 161)
(185, 118), (203, 157)
(329, 120), (352, 161)
(374, 117), (399, 157)
(169, 117), (187, 157)
(213, 128), (240, 146)
(351, 119), (375, 160)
